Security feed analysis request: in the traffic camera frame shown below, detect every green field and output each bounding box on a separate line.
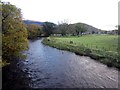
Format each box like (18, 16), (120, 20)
(42, 35), (120, 69)
(52, 35), (118, 52)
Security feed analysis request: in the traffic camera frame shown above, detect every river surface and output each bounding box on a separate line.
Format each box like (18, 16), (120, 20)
(3, 39), (119, 89)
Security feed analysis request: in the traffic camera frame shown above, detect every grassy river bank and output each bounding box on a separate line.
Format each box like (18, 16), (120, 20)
(42, 35), (120, 69)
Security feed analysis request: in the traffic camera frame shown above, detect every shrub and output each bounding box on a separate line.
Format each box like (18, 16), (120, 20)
(70, 41), (73, 44)
(47, 38), (50, 41)
(84, 48), (92, 55)
(106, 62), (113, 67)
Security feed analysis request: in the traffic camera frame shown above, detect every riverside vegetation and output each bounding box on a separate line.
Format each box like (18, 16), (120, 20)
(42, 35), (120, 69)
(1, 2), (29, 67)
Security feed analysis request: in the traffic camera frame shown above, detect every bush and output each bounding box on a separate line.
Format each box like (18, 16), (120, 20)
(84, 48), (92, 55)
(47, 39), (50, 41)
(70, 41), (73, 44)
(106, 62), (113, 67)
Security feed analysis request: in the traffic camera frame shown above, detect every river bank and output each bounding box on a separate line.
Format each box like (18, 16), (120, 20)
(2, 59), (31, 89)
(42, 36), (120, 69)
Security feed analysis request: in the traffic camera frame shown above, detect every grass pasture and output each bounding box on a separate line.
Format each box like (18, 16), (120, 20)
(42, 35), (120, 69)
(53, 35), (118, 52)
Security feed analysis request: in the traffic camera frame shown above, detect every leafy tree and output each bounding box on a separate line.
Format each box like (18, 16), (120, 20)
(66, 24), (76, 36)
(43, 22), (56, 36)
(57, 23), (69, 36)
(2, 2), (29, 61)
(26, 24), (43, 39)
(75, 23), (87, 35)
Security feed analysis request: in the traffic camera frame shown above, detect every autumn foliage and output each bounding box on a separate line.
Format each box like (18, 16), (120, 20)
(2, 2), (29, 61)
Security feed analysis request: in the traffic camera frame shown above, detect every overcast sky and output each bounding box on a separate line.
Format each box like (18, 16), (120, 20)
(2, 0), (119, 30)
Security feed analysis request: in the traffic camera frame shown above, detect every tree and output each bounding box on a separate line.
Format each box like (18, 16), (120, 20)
(75, 23), (87, 35)
(26, 24), (43, 39)
(66, 24), (76, 36)
(56, 22), (69, 36)
(2, 2), (29, 61)
(43, 22), (56, 36)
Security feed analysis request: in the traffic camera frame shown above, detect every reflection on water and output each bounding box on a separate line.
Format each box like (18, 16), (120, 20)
(3, 39), (119, 89)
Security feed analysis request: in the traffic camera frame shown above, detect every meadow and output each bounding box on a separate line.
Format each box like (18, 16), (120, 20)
(42, 35), (120, 69)
(52, 35), (118, 52)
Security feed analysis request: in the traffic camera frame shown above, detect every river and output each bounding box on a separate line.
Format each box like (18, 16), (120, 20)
(2, 39), (119, 89)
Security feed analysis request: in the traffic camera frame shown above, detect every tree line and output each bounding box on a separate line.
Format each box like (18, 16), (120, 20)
(26, 21), (87, 38)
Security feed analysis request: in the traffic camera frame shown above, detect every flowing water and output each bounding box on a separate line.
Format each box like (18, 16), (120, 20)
(3, 39), (119, 89)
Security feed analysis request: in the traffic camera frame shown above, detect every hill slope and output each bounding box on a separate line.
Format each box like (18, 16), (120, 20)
(75, 23), (102, 34)
(23, 20), (44, 26)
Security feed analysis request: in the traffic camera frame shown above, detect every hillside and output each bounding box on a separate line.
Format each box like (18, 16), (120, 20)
(23, 20), (44, 26)
(75, 23), (103, 34)
(83, 24), (102, 34)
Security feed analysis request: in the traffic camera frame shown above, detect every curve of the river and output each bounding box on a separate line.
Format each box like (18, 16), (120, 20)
(3, 39), (119, 89)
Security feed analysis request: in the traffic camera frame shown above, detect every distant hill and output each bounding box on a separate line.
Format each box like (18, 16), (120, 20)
(23, 20), (45, 26)
(83, 23), (102, 34)
(73, 22), (103, 34)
